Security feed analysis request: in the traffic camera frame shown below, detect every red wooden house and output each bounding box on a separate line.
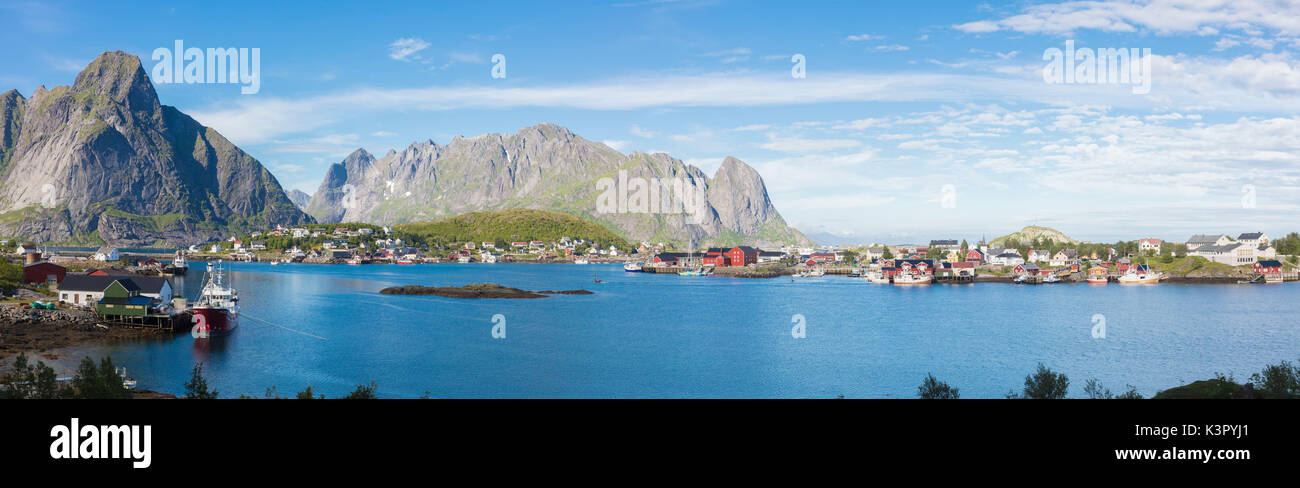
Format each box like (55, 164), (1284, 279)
(23, 261), (66, 285)
(1254, 260), (1283, 274)
(964, 249), (984, 264)
(1013, 263), (1041, 276)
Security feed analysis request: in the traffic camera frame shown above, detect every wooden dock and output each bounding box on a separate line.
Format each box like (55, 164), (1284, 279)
(99, 311), (191, 331)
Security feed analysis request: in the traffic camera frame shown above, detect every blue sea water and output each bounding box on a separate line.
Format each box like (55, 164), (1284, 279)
(52, 263), (1300, 398)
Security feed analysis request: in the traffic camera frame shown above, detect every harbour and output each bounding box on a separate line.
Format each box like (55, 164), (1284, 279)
(17, 261), (1298, 399)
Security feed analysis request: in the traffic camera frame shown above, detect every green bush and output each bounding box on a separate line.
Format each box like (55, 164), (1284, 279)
(917, 373), (960, 399)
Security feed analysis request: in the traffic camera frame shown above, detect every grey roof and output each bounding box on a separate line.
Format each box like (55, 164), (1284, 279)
(1192, 243), (1243, 254)
(59, 274), (170, 294)
(1238, 232), (1265, 240)
(1187, 234), (1225, 244)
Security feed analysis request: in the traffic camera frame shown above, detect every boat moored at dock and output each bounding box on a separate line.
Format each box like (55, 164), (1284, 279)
(191, 261), (239, 334)
(1118, 264), (1162, 285)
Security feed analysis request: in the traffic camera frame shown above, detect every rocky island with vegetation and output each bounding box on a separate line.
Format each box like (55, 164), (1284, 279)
(379, 282), (593, 299)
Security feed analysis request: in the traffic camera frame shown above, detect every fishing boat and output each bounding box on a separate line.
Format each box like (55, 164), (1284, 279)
(269, 260), (280, 266)
(163, 252), (189, 275)
(866, 271), (891, 284)
(1014, 274), (1029, 284)
(191, 261), (239, 334)
(1041, 273), (1061, 283)
(574, 257), (590, 265)
(678, 268), (705, 276)
(1087, 267), (1110, 284)
(1118, 264), (1162, 285)
(396, 258), (415, 265)
(346, 257), (362, 265)
(893, 272), (931, 285)
(623, 262), (643, 272)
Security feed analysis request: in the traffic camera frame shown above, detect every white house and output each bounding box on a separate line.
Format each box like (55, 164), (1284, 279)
(57, 275), (173, 308)
(1236, 232), (1269, 249)
(1186, 234), (1230, 251)
(989, 252), (1025, 266)
(1190, 242), (1257, 265)
(92, 246), (119, 262)
(1138, 238), (1162, 253)
(1028, 249), (1051, 263)
(1050, 249), (1079, 267)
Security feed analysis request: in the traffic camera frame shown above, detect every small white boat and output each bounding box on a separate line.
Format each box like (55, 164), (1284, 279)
(457, 256), (471, 263)
(866, 271), (891, 284)
(120, 367), (136, 389)
(269, 261), (279, 266)
(346, 257), (362, 265)
(1042, 274), (1061, 283)
(893, 273), (931, 285)
(574, 258), (590, 265)
(679, 268), (706, 276)
(624, 262), (643, 272)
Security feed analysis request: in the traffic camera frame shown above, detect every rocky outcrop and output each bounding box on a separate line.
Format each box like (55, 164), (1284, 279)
(307, 123), (811, 247)
(287, 189), (312, 209)
(0, 51), (313, 246)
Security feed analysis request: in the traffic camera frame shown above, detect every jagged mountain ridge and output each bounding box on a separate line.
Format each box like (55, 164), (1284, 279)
(306, 124), (812, 247)
(0, 51), (313, 245)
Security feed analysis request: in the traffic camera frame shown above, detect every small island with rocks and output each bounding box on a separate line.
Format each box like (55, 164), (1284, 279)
(379, 282), (594, 299)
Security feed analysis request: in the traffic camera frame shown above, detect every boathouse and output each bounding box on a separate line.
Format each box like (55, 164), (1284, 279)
(1254, 260), (1283, 275)
(96, 279), (151, 317)
(56, 274), (174, 307)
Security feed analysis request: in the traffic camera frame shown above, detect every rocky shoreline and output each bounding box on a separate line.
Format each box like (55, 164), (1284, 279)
(0, 305), (165, 363)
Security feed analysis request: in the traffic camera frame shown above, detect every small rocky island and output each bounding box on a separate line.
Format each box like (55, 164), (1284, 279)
(379, 283), (593, 299)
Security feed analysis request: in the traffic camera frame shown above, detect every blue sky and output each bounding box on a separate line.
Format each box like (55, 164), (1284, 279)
(3, 0), (1300, 244)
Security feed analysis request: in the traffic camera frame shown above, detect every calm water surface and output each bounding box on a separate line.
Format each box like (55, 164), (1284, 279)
(53, 263), (1300, 398)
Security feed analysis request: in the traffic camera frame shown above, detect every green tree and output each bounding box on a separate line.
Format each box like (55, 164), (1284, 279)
(344, 381), (378, 399)
(917, 373), (960, 399)
(71, 356), (131, 399)
(1021, 363), (1069, 399)
(882, 247), (894, 260)
(0, 352), (65, 399)
(297, 385), (325, 399)
(184, 363), (218, 399)
(1249, 359), (1300, 398)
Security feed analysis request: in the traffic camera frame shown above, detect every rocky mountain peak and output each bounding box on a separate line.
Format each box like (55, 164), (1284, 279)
(71, 51), (159, 115)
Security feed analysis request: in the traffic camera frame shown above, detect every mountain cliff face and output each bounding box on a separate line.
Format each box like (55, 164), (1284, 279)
(0, 51), (313, 245)
(306, 124), (811, 247)
(287, 189), (312, 209)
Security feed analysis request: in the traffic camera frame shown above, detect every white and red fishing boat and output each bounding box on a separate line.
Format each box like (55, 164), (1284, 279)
(1118, 264), (1162, 285)
(192, 261), (239, 334)
(1087, 266), (1110, 284)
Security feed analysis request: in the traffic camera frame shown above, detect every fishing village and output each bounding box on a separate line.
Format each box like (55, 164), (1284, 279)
(2, 224), (1297, 337)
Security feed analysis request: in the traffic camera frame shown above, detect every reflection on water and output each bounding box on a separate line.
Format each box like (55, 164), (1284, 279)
(52, 262), (1300, 399)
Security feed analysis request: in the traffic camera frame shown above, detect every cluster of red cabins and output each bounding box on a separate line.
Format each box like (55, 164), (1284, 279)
(652, 246), (760, 267)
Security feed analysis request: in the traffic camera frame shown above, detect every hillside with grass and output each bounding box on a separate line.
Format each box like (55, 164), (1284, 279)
(990, 225), (1078, 246)
(395, 209), (632, 249)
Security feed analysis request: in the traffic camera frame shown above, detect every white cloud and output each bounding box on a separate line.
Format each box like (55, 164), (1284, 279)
(758, 135), (862, 152)
(389, 37), (431, 61)
(873, 44), (910, 52)
(845, 33), (883, 42)
(630, 124), (658, 138)
(953, 0), (1300, 36)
